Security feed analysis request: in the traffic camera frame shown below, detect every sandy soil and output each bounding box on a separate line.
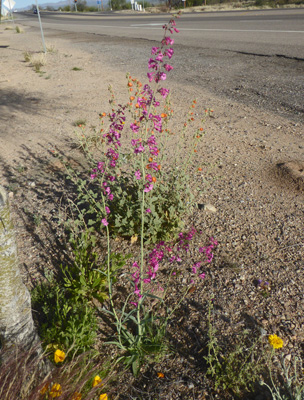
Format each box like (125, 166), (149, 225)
(0, 20), (304, 399)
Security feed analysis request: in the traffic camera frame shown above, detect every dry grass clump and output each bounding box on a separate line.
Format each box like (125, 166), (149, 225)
(30, 54), (47, 73)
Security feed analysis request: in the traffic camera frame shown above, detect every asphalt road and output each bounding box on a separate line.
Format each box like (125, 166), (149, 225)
(14, 9), (304, 121)
(16, 9), (304, 57)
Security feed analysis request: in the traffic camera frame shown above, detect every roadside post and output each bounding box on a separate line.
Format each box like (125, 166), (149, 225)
(74, 0), (77, 12)
(35, 0), (46, 53)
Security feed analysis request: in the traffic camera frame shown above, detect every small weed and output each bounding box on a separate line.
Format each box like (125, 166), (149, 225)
(72, 67), (82, 71)
(73, 119), (86, 127)
(4, 26), (14, 30)
(15, 26), (22, 33)
(46, 44), (56, 53)
(15, 163), (26, 173)
(33, 213), (42, 227)
(204, 301), (265, 396)
(30, 54), (46, 73)
(262, 337), (304, 400)
(23, 51), (32, 62)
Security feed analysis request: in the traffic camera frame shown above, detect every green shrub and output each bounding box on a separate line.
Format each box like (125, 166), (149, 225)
(31, 281), (98, 353)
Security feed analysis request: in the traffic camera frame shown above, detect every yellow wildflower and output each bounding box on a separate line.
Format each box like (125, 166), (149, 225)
(268, 334), (284, 349)
(54, 349), (66, 363)
(99, 394), (108, 400)
(92, 375), (103, 387)
(49, 383), (62, 398)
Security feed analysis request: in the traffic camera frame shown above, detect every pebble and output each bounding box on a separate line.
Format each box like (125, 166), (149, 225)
(203, 204), (217, 213)
(285, 354), (292, 362)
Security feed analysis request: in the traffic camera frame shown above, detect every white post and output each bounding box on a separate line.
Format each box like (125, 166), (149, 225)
(35, 0), (46, 53)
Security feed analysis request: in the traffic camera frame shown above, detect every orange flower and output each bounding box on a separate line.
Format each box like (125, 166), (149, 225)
(128, 82), (133, 87)
(157, 372), (165, 378)
(129, 88), (133, 92)
(130, 96), (135, 101)
(102, 112), (106, 117)
(160, 113), (167, 118)
(157, 165), (161, 170)
(198, 167), (202, 171)
(184, 123), (187, 127)
(40, 383), (49, 395)
(148, 157), (153, 162)
(135, 103), (140, 108)
(152, 176), (157, 183)
(200, 127), (204, 131)
(194, 149), (197, 153)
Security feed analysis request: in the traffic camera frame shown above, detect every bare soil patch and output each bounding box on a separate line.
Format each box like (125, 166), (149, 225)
(0, 22), (303, 399)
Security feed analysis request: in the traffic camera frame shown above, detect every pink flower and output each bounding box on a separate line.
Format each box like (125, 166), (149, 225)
(146, 208), (151, 213)
(144, 184), (153, 193)
(135, 170), (141, 180)
(151, 46), (160, 55)
(164, 64), (173, 72)
(101, 218), (108, 226)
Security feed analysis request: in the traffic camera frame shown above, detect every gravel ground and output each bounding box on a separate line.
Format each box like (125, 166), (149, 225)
(0, 20), (303, 399)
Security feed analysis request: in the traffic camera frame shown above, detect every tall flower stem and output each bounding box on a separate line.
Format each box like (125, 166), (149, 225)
(136, 152), (146, 342)
(102, 196), (120, 339)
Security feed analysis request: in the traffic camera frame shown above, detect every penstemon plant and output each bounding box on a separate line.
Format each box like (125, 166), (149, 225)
(68, 13), (217, 375)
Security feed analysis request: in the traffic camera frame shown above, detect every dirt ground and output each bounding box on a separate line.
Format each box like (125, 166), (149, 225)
(0, 20), (304, 399)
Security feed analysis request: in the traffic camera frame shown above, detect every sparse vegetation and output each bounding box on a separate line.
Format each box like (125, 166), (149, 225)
(23, 50), (32, 62)
(30, 54), (46, 73)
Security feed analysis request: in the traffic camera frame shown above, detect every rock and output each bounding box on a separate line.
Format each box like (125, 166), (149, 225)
(285, 354), (292, 362)
(200, 204), (217, 213)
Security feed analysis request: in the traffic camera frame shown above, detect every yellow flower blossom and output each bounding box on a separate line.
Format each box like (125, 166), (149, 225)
(54, 349), (66, 363)
(49, 383), (62, 398)
(268, 334), (284, 349)
(99, 394), (108, 400)
(92, 375), (103, 387)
